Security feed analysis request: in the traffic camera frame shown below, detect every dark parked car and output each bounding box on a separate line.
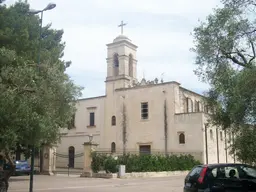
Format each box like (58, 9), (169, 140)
(184, 163), (256, 192)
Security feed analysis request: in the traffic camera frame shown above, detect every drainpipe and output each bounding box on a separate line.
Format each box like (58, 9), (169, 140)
(225, 130), (228, 163)
(204, 123), (209, 164)
(164, 99), (168, 156)
(216, 128), (219, 163)
(163, 90), (167, 156)
(232, 132), (236, 163)
(122, 96), (127, 155)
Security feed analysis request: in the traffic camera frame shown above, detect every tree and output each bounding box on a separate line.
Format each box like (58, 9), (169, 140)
(230, 125), (256, 165)
(192, 0), (256, 162)
(0, 1), (82, 186)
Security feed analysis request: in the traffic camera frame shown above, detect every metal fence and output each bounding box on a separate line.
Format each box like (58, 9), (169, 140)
(54, 151), (84, 175)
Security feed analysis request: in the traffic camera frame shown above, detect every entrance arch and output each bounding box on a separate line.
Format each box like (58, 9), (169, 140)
(68, 146), (75, 168)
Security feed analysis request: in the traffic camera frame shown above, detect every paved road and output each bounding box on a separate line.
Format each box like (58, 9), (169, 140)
(8, 175), (185, 192)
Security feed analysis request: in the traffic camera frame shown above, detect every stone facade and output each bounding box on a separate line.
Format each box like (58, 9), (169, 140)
(55, 34), (235, 169)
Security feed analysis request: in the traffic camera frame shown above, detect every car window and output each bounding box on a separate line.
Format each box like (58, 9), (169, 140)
(209, 166), (240, 179)
(224, 166), (239, 178)
(15, 161), (28, 165)
(240, 165), (256, 178)
(211, 168), (218, 177)
(189, 166), (202, 177)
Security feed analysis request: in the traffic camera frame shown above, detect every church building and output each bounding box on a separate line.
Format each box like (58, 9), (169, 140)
(56, 26), (235, 169)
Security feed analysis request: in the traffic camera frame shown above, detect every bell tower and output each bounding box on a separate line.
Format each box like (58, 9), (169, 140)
(105, 21), (138, 91)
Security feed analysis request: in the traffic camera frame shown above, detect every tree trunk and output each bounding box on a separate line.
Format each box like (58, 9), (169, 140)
(0, 151), (15, 192)
(0, 178), (8, 192)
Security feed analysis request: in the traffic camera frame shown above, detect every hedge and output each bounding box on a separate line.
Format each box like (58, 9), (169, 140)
(91, 153), (201, 173)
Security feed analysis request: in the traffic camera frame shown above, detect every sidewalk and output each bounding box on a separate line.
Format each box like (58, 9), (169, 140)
(8, 175), (184, 192)
(55, 168), (82, 175)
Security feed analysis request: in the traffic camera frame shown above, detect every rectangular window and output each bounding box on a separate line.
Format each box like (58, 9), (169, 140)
(141, 102), (148, 119)
(89, 112), (95, 126)
(71, 114), (75, 127)
(139, 145), (151, 155)
(67, 114), (75, 129)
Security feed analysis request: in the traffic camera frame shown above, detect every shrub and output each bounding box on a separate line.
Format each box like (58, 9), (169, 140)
(91, 153), (201, 173)
(104, 156), (118, 173)
(91, 152), (107, 173)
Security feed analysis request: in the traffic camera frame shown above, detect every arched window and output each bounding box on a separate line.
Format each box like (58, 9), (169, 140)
(195, 101), (200, 112)
(204, 105), (209, 113)
(184, 97), (189, 113)
(129, 54), (133, 77)
(187, 98), (193, 112)
(179, 133), (185, 144)
(68, 146), (75, 168)
(190, 100), (194, 112)
(185, 97), (193, 113)
(198, 101), (202, 112)
(210, 129), (213, 140)
(220, 131), (223, 141)
(111, 142), (116, 153)
(111, 116), (116, 126)
(113, 53), (119, 76)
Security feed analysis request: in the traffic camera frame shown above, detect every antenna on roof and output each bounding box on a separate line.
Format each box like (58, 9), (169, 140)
(161, 73), (164, 83)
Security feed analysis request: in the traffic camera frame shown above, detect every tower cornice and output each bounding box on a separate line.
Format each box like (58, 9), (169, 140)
(106, 40), (138, 50)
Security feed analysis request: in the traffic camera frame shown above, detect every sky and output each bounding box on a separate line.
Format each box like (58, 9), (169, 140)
(5, 0), (222, 98)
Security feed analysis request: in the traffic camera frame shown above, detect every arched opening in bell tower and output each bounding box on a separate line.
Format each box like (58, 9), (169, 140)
(129, 54), (133, 77)
(113, 53), (119, 76)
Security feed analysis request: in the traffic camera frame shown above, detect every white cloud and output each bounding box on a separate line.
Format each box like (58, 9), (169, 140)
(91, 0), (219, 16)
(5, 0), (222, 98)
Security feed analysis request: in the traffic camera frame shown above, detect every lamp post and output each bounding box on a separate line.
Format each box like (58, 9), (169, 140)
(28, 3), (56, 66)
(204, 123), (209, 164)
(27, 3), (56, 192)
(88, 134), (93, 143)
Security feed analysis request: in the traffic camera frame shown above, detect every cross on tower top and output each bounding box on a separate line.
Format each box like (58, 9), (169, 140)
(118, 20), (127, 35)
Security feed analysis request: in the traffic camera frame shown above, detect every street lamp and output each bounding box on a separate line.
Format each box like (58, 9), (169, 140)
(27, 3), (56, 192)
(28, 3), (56, 67)
(88, 134), (93, 143)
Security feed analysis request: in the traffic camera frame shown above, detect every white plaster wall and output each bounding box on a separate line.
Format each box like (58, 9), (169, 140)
(56, 134), (100, 169)
(173, 113), (204, 162)
(202, 115), (235, 164)
(103, 82), (177, 152)
(57, 96), (105, 168)
(206, 127), (219, 164)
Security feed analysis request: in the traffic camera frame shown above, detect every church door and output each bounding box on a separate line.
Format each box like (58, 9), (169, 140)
(68, 146), (75, 168)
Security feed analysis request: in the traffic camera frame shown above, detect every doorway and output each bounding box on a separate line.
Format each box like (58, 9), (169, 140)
(68, 146), (75, 168)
